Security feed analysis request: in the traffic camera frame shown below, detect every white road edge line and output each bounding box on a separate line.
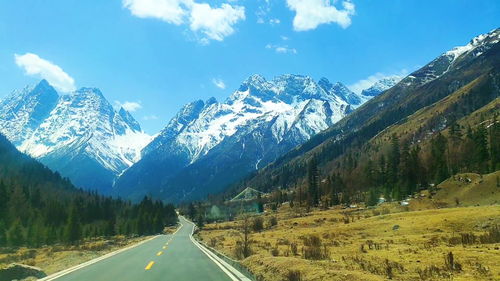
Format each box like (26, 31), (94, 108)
(41, 223), (183, 281)
(182, 216), (252, 281)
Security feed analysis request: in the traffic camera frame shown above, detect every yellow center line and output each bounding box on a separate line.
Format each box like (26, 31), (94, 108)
(145, 261), (155, 270)
(157, 251), (163, 256)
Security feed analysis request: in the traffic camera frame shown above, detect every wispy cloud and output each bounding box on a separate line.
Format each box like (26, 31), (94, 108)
(114, 100), (143, 112)
(255, 0), (271, 24)
(269, 18), (280, 25)
(266, 44), (297, 54)
(142, 115), (159, 120)
(14, 53), (76, 93)
(123, 0), (245, 43)
(348, 70), (408, 94)
(212, 78), (226, 89)
(286, 0), (355, 31)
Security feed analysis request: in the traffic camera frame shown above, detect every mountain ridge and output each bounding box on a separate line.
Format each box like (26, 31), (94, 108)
(114, 74), (393, 202)
(0, 82), (151, 193)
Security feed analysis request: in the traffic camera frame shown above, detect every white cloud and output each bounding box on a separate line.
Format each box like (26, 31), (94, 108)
(212, 78), (226, 89)
(269, 18), (280, 25)
(189, 2), (245, 41)
(114, 100), (143, 112)
(266, 44), (297, 54)
(286, 0), (355, 31)
(142, 115), (159, 120)
(280, 35), (289, 41)
(15, 53), (76, 93)
(348, 71), (407, 94)
(255, 0), (271, 24)
(123, 0), (245, 42)
(122, 0), (186, 24)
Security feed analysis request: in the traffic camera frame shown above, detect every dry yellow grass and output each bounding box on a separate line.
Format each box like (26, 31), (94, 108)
(0, 235), (151, 275)
(199, 177), (500, 281)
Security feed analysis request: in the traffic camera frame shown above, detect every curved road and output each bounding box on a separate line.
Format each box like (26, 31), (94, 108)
(43, 217), (241, 281)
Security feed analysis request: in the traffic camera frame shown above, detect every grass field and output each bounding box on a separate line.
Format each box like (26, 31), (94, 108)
(198, 172), (500, 281)
(0, 235), (151, 276)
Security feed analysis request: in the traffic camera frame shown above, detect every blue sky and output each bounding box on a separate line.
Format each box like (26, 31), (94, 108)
(0, 0), (499, 134)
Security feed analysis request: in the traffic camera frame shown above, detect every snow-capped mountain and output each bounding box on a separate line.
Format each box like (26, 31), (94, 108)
(405, 28), (500, 87)
(0, 80), (151, 193)
(114, 74), (378, 202)
(361, 76), (402, 97)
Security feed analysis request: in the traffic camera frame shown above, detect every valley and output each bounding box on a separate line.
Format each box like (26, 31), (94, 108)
(0, 3), (499, 280)
(197, 172), (500, 281)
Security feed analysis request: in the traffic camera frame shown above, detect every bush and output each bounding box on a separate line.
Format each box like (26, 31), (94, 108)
(268, 216), (278, 228)
(271, 246), (279, 256)
(284, 270), (302, 281)
(234, 240), (252, 259)
(302, 235), (329, 260)
(252, 217), (264, 232)
(290, 242), (298, 256)
(444, 252), (462, 272)
(479, 225), (500, 243)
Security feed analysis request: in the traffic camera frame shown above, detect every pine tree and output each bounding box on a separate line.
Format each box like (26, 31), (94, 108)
(0, 220), (6, 246)
(388, 135), (401, 186)
(64, 203), (82, 244)
(431, 133), (449, 183)
(366, 188), (379, 206)
(188, 203), (196, 220)
(307, 156), (320, 207)
(0, 181), (7, 216)
(473, 125), (489, 173)
(196, 213), (204, 229)
(490, 115), (500, 171)
(256, 193), (264, 213)
(6, 219), (25, 246)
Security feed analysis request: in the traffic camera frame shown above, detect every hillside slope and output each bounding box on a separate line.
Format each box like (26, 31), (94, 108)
(0, 133), (175, 248)
(238, 28), (500, 199)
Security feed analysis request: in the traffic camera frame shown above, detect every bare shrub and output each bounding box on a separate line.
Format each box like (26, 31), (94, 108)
(444, 252), (462, 272)
(268, 216), (278, 228)
(234, 215), (252, 259)
(479, 225), (500, 243)
(460, 232), (476, 245)
(252, 217), (264, 232)
(209, 237), (218, 247)
(302, 235), (329, 260)
(284, 270), (302, 281)
(234, 240), (252, 259)
(384, 259), (394, 279)
(271, 246), (279, 256)
(290, 242), (298, 256)
(474, 262), (490, 276)
(417, 265), (450, 280)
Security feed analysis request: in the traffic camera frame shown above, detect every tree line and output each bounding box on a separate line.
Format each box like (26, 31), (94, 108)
(243, 115), (499, 210)
(297, 116), (500, 208)
(0, 134), (177, 247)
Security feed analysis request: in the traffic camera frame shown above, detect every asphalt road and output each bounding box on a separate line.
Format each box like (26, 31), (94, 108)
(45, 217), (236, 281)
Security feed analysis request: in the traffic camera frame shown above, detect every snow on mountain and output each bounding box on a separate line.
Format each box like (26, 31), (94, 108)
(0, 81), (151, 192)
(114, 74), (366, 202)
(361, 76), (402, 97)
(406, 28), (500, 86)
(0, 80), (59, 146)
(149, 74), (351, 164)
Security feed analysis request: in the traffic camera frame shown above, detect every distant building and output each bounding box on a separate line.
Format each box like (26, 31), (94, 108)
(378, 197), (386, 205)
(230, 187), (264, 202)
